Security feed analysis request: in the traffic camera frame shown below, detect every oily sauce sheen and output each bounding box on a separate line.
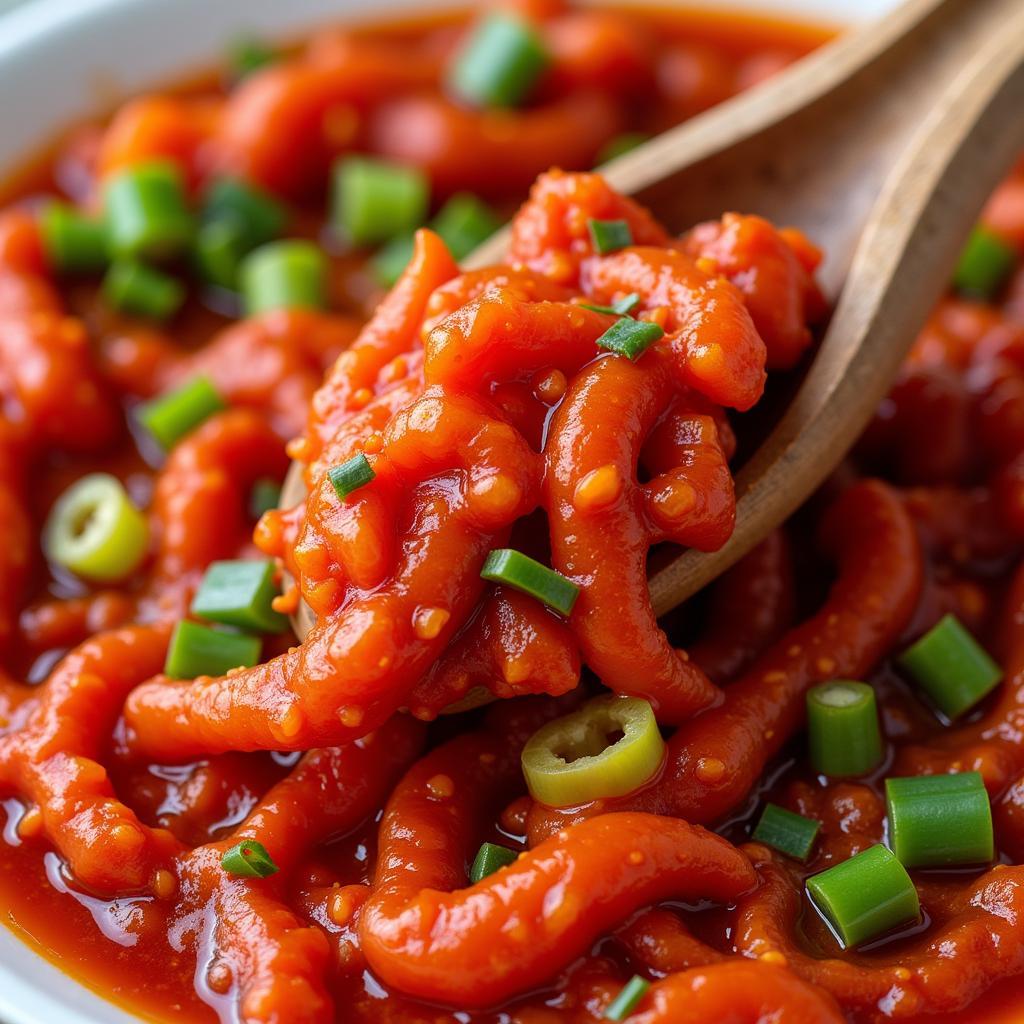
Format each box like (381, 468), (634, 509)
(1, 4), (1024, 1023)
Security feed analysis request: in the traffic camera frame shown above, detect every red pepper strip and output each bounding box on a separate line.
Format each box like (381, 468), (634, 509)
(621, 961), (844, 1024)
(424, 296), (617, 391)
(546, 353), (721, 722)
(406, 585), (581, 720)
(159, 309), (361, 441)
(528, 480), (922, 842)
(688, 531), (796, 684)
(420, 266), (575, 336)
(144, 409), (289, 620)
(0, 625), (182, 894)
(684, 213), (826, 371)
(368, 92), (623, 200)
(582, 247), (767, 411)
(735, 851), (1024, 1019)
(299, 385), (543, 613)
(215, 41), (438, 195)
(616, 907), (725, 973)
(509, 169), (670, 285)
(306, 230), (457, 463)
(176, 716), (424, 1024)
(123, 404), (539, 757)
(362, 767), (755, 1009)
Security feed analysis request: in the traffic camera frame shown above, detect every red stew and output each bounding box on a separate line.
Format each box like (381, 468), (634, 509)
(1, 4), (1024, 1023)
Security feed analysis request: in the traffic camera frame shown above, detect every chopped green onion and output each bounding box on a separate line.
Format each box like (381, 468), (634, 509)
(40, 201), (108, 274)
(588, 219), (633, 255)
(481, 549), (579, 616)
(164, 620), (261, 679)
(522, 695), (665, 807)
(250, 478), (282, 519)
(240, 239), (327, 316)
(331, 156), (429, 248)
(432, 192), (502, 260)
(604, 975), (650, 1021)
(194, 219), (247, 291)
(898, 614), (1003, 720)
(371, 235), (416, 289)
(447, 11), (550, 109)
(202, 178), (287, 250)
(103, 160), (195, 262)
(596, 317), (664, 361)
(806, 680), (882, 778)
(328, 454), (375, 500)
(191, 559), (287, 635)
(752, 803), (821, 862)
(221, 839), (278, 878)
(372, 192), (502, 286)
(228, 38), (278, 83)
(885, 772), (993, 868)
(103, 260), (185, 320)
(579, 293), (642, 317)
(469, 842), (518, 883)
(136, 376), (227, 451)
(953, 226), (1016, 300)
(806, 844), (920, 949)
(43, 473), (149, 583)
(597, 132), (650, 165)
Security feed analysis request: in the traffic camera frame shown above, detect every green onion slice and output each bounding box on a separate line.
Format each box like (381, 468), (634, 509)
(40, 201), (108, 274)
(191, 559), (288, 635)
(164, 620), (261, 680)
(136, 376), (227, 452)
(43, 473), (149, 583)
(202, 178), (287, 250)
(480, 549), (579, 616)
(240, 239), (327, 316)
(596, 317), (664, 361)
(372, 192), (502, 286)
(953, 226), (1016, 300)
(328, 454), (375, 500)
(228, 37), (279, 83)
(194, 219), (247, 291)
(522, 695), (664, 807)
(103, 160), (196, 263)
(806, 680), (883, 778)
(752, 803), (821, 862)
(806, 844), (920, 949)
(588, 218), (633, 255)
(331, 156), (429, 248)
(604, 975), (651, 1021)
(103, 260), (185, 321)
(885, 772), (993, 868)
(597, 132), (650, 166)
(469, 842), (518, 883)
(579, 293), (642, 317)
(447, 11), (550, 109)
(249, 478), (282, 519)
(221, 839), (279, 878)
(898, 614), (1003, 720)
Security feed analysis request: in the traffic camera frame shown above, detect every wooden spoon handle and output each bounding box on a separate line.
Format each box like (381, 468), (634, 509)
(649, 0), (1024, 616)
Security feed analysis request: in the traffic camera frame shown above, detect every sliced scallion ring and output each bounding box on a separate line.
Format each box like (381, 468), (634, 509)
(522, 694), (665, 807)
(44, 473), (149, 583)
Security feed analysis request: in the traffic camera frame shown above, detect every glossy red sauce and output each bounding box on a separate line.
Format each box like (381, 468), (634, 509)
(2, 3), (1024, 1023)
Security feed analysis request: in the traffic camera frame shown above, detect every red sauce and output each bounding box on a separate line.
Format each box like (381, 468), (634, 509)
(2, 3), (1024, 1023)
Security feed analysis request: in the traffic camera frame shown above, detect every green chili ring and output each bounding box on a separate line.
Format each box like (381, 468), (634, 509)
(43, 473), (149, 583)
(521, 694), (665, 807)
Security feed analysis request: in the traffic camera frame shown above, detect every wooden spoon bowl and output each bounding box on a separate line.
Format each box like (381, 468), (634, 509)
(282, 0), (1024, 639)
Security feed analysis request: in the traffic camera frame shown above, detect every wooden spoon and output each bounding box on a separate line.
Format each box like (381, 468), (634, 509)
(282, 0), (1024, 639)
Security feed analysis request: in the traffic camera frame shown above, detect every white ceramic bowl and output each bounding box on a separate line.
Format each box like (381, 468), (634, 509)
(0, 1), (890, 1022)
